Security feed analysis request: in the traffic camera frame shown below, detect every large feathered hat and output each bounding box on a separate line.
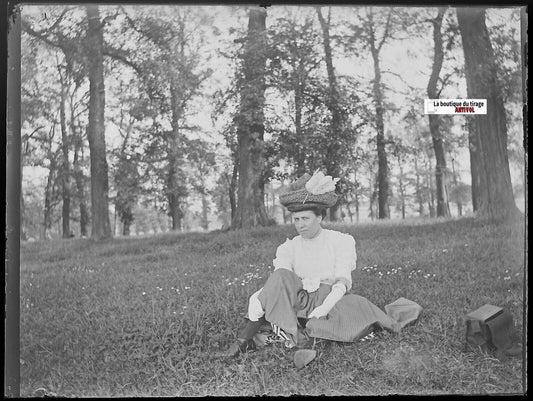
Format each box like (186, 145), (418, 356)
(279, 170), (339, 212)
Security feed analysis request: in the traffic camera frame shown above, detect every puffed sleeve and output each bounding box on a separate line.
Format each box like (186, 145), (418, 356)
(272, 238), (294, 271)
(333, 233), (357, 291)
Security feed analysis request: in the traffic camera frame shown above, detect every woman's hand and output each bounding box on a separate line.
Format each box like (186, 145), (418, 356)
(308, 304), (330, 319)
(308, 282), (346, 319)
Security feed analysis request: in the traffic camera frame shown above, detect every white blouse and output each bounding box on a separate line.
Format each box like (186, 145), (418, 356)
(272, 228), (357, 292)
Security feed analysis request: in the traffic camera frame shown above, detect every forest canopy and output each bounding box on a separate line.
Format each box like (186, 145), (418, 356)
(18, 4), (525, 240)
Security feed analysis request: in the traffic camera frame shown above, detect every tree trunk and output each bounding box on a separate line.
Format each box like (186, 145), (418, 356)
(43, 173), (53, 239)
(316, 7), (342, 221)
(122, 219), (131, 236)
(168, 81), (185, 231)
(229, 161), (238, 221)
(427, 158), (436, 217)
(201, 194), (209, 230)
(450, 156), (463, 216)
(354, 169), (360, 222)
(369, 173), (378, 221)
(366, 10), (390, 219)
(72, 126), (89, 237)
(231, 8), (271, 229)
(397, 154), (406, 219)
(466, 117), (480, 212)
(167, 162), (183, 231)
(345, 202), (353, 222)
(457, 7), (518, 219)
(414, 157), (424, 216)
(294, 62), (306, 176)
(427, 7), (450, 218)
(58, 70), (71, 237)
(86, 5), (111, 239)
(70, 90), (89, 237)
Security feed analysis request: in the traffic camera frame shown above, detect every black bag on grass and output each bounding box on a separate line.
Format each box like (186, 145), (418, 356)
(465, 304), (522, 360)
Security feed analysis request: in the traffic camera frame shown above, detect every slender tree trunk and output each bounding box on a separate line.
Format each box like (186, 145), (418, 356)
(354, 169), (360, 222)
(316, 7), (343, 220)
(168, 81), (185, 231)
(366, 10), (390, 219)
(43, 148), (56, 240)
(229, 161), (238, 221)
(231, 8), (271, 229)
(70, 90), (89, 237)
(427, 7), (450, 218)
(466, 117), (480, 212)
(457, 7), (518, 219)
(86, 5), (111, 239)
(369, 173), (378, 221)
(122, 220), (130, 236)
(294, 62), (306, 176)
(396, 154), (406, 219)
(201, 194), (209, 230)
(413, 157), (424, 216)
(427, 158), (436, 217)
(167, 161), (183, 231)
(58, 71), (71, 237)
(345, 202), (353, 222)
(72, 126), (89, 237)
(449, 156), (462, 216)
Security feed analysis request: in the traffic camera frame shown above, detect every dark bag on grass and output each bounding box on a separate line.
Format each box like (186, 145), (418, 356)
(465, 304), (522, 360)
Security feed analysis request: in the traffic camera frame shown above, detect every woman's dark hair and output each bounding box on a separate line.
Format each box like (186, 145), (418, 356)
(310, 207), (327, 219)
(291, 206), (328, 219)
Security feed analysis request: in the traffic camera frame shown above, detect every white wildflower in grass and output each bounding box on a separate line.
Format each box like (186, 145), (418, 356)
(142, 292), (146, 296)
(184, 286), (191, 290)
(504, 276), (511, 281)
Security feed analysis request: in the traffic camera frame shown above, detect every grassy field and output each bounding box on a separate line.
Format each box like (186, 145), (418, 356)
(19, 216), (526, 396)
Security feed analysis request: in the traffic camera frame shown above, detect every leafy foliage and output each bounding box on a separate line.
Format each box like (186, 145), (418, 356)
(20, 5), (524, 235)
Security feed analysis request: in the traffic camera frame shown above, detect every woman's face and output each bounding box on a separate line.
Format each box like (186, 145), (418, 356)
(292, 210), (323, 239)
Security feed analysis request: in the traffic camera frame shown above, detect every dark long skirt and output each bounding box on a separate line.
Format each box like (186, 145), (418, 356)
(257, 269), (405, 344)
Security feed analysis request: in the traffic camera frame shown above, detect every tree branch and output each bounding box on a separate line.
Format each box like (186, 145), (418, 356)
(377, 8), (393, 52)
(22, 18), (64, 51)
(102, 45), (143, 76)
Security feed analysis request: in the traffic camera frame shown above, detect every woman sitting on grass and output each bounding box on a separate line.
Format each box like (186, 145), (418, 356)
(218, 171), (401, 358)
